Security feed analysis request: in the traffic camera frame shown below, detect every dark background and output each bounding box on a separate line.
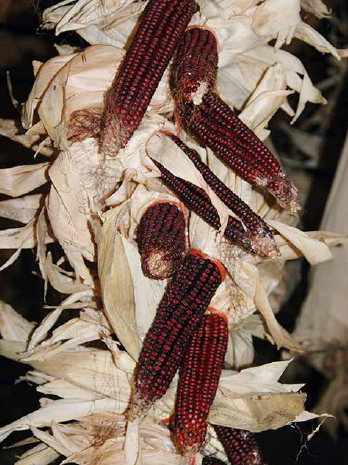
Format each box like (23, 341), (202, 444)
(0, 0), (347, 463)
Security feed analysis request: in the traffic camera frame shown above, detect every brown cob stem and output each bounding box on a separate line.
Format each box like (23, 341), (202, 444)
(128, 250), (224, 419)
(167, 134), (279, 258)
(171, 27), (300, 213)
(136, 201), (187, 279)
(99, 0), (197, 156)
(151, 158), (255, 253)
(213, 425), (266, 465)
(173, 311), (228, 456)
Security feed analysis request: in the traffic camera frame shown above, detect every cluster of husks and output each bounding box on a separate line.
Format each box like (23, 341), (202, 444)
(98, 3), (296, 462)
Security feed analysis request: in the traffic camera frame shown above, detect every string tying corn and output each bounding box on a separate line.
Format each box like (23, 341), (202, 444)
(129, 250), (225, 419)
(173, 311), (228, 456)
(136, 201), (187, 279)
(172, 28), (300, 212)
(213, 425), (266, 465)
(168, 134), (279, 257)
(152, 158), (254, 253)
(99, 0), (197, 156)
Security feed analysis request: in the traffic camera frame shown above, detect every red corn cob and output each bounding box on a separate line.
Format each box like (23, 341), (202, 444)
(202, 457), (228, 465)
(171, 26), (218, 103)
(155, 157), (254, 250)
(168, 134), (279, 257)
(213, 425), (266, 465)
(136, 201), (187, 279)
(128, 250), (224, 419)
(173, 312), (228, 456)
(99, 0), (197, 156)
(172, 28), (300, 212)
(151, 157), (254, 253)
(177, 92), (300, 213)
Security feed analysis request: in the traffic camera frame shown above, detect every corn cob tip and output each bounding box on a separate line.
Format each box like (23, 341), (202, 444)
(258, 172), (301, 213)
(136, 201), (186, 279)
(126, 391), (151, 422)
(250, 234), (280, 258)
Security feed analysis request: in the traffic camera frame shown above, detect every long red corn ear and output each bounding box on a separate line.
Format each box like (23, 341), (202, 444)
(151, 158), (254, 253)
(171, 28), (299, 212)
(171, 27), (218, 103)
(202, 457), (227, 465)
(99, 0), (197, 156)
(176, 91), (300, 212)
(136, 201), (187, 279)
(173, 312), (228, 456)
(128, 250), (224, 419)
(213, 425), (266, 465)
(168, 135), (279, 258)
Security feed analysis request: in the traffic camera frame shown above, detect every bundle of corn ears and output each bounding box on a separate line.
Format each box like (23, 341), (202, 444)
(0, 0), (348, 463)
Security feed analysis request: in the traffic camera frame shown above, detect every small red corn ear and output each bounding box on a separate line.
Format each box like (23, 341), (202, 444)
(173, 311), (228, 456)
(136, 201), (187, 279)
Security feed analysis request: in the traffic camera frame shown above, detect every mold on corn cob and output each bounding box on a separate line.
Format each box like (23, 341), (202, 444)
(128, 250), (224, 419)
(99, 0), (197, 156)
(173, 311), (228, 456)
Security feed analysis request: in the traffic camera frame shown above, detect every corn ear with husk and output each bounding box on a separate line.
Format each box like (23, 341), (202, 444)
(0, 0), (347, 464)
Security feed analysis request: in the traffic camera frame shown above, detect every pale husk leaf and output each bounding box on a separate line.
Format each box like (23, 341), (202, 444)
(0, 118), (54, 157)
(0, 163), (50, 197)
(14, 444), (60, 465)
(0, 194), (43, 224)
(96, 205), (140, 361)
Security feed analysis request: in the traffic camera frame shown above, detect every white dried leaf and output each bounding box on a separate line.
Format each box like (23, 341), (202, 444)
(14, 444), (60, 465)
(96, 206), (140, 360)
(301, 0), (330, 18)
(0, 163), (50, 197)
(0, 300), (34, 342)
(269, 220), (333, 265)
(0, 119), (54, 156)
(0, 194), (43, 224)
